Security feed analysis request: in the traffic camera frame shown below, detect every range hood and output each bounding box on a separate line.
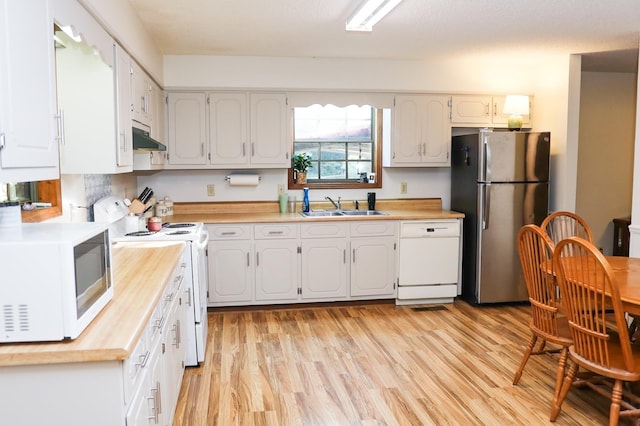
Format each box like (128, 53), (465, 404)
(132, 127), (166, 151)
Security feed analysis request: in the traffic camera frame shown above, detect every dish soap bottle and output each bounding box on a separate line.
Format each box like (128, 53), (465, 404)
(302, 187), (310, 213)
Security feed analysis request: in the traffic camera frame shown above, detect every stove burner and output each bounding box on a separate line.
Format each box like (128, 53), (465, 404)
(163, 223), (196, 229)
(166, 230), (191, 235)
(124, 231), (157, 237)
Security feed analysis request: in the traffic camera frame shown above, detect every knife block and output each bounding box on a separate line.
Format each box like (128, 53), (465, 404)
(129, 199), (145, 214)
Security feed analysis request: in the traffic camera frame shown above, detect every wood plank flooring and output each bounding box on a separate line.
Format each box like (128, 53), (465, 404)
(173, 300), (614, 425)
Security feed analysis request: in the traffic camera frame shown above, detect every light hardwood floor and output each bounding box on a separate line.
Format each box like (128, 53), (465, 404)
(174, 299), (613, 425)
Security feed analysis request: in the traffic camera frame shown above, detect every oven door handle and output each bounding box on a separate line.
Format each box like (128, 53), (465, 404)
(197, 230), (209, 249)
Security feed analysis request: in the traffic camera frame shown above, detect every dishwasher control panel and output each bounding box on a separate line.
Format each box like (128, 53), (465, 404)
(400, 221), (460, 238)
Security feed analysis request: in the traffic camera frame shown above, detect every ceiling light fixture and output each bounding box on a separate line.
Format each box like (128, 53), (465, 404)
(346, 0), (404, 32)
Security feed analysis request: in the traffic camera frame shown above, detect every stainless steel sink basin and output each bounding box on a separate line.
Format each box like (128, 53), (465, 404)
(340, 210), (389, 216)
(299, 210), (388, 217)
(299, 210), (345, 217)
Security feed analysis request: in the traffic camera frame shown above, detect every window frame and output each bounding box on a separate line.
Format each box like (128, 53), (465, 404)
(288, 109), (383, 190)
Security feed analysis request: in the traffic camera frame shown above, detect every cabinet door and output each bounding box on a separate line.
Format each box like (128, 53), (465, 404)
(300, 239), (348, 299)
(115, 44), (133, 167)
(250, 93), (289, 167)
(391, 95), (423, 165)
(422, 95), (452, 166)
(450, 95), (491, 125)
(207, 240), (253, 303)
(162, 295), (186, 425)
(167, 92), (207, 165)
(255, 240), (299, 301)
(131, 61), (152, 126)
(208, 92), (248, 166)
(150, 81), (165, 144)
(0, 0), (59, 181)
(351, 237), (396, 297)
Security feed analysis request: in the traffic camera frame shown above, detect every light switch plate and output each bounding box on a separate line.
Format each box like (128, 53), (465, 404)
(400, 182), (408, 194)
(207, 184), (215, 196)
(278, 184), (285, 195)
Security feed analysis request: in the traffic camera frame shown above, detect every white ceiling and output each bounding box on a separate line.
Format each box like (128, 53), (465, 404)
(127, 0), (640, 71)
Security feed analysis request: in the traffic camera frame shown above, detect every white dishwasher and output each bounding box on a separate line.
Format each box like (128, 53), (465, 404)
(397, 219), (462, 305)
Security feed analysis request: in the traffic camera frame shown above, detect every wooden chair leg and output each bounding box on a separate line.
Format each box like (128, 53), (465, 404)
(609, 379), (623, 426)
(513, 334), (538, 385)
(550, 361), (579, 422)
(553, 346), (569, 400)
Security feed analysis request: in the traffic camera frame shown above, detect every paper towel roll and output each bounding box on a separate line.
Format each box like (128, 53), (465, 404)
(227, 174), (260, 186)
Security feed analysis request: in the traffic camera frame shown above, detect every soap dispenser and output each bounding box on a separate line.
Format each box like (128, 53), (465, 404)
(302, 187), (310, 213)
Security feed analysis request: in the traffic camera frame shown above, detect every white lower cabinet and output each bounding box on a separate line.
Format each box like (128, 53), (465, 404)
(349, 221), (397, 297)
(207, 221), (399, 306)
(254, 223), (299, 301)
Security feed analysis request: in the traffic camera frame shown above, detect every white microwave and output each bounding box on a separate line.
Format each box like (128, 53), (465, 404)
(0, 222), (114, 342)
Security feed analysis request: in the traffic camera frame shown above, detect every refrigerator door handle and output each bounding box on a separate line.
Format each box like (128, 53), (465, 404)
(481, 184), (491, 230)
(483, 139), (491, 181)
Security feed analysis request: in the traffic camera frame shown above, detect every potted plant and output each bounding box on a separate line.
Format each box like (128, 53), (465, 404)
(292, 153), (312, 184)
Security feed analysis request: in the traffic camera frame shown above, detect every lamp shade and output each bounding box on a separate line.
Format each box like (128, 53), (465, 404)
(503, 95), (530, 115)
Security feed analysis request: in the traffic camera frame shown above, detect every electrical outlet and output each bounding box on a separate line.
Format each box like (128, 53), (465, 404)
(207, 184), (215, 197)
(277, 184), (285, 195)
(400, 182), (408, 194)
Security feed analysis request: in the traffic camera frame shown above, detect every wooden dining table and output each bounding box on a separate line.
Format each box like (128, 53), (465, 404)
(605, 256), (640, 316)
(544, 255), (640, 316)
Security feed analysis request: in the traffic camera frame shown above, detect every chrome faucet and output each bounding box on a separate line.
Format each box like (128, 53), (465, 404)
(325, 196), (341, 210)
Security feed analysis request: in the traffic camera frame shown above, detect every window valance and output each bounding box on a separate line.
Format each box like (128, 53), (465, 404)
(286, 92), (394, 109)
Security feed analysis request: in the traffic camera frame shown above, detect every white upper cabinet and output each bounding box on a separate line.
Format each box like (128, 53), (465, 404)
(167, 91), (289, 169)
(131, 61), (153, 127)
(450, 94), (533, 128)
(166, 92), (208, 166)
(54, 0), (134, 174)
(0, 0), (59, 182)
(387, 94), (451, 167)
(114, 43), (133, 168)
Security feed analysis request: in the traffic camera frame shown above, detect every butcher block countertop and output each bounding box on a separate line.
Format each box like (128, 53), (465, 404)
(169, 198), (464, 224)
(0, 241), (185, 367)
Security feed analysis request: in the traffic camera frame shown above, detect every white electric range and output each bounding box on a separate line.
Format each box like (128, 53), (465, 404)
(94, 196), (208, 366)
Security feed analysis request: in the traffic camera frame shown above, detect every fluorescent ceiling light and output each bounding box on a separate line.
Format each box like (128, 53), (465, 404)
(346, 0), (404, 32)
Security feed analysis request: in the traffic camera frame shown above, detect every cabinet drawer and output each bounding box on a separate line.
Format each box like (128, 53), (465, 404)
(208, 224), (252, 240)
(300, 222), (348, 238)
(254, 223), (298, 239)
(122, 326), (150, 404)
(350, 221), (396, 237)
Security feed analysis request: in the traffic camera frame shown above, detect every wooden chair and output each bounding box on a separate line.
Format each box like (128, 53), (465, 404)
(541, 211), (594, 246)
(513, 225), (572, 403)
(551, 237), (640, 425)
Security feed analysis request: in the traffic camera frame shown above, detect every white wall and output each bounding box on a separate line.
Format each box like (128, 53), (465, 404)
(577, 71), (636, 254)
(143, 54), (572, 209)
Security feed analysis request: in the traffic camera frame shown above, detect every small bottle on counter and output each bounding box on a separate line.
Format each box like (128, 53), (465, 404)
(163, 196), (173, 216)
(302, 187), (310, 213)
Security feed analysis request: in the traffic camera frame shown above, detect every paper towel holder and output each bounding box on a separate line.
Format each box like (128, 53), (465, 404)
(224, 174), (262, 186)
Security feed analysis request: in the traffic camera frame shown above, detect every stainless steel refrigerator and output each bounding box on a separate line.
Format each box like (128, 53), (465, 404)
(451, 130), (550, 304)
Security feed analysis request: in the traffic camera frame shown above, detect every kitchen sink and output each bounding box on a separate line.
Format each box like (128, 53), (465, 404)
(299, 210), (388, 218)
(340, 210), (388, 216)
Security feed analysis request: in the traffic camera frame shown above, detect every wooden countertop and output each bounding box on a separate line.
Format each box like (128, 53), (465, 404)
(0, 241), (185, 367)
(168, 198), (464, 224)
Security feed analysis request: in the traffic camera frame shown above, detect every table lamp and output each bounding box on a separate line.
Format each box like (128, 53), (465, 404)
(503, 95), (529, 131)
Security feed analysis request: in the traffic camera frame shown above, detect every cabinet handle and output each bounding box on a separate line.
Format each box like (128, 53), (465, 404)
(247, 252), (250, 267)
(268, 231), (284, 235)
(220, 231), (236, 236)
(186, 287), (192, 306)
(147, 380), (161, 423)
(352, 248), (356, 263)
(251, 142), (255, 157)
(201, 143), (204, 157)
(493, 102), (498, 117)
(343, 249), (346, 264)
(0, 133), (5, 151)
(55, 109), (66, 145)
(484, 103), (490, 116)
(242, 143), (246, 156)
(423, 143), (426, 157)
(135, 350), (150, 369)
(256, 252), (260, 267)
